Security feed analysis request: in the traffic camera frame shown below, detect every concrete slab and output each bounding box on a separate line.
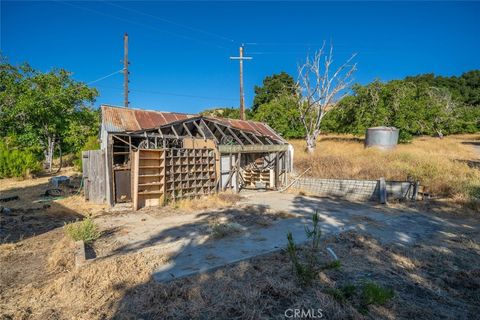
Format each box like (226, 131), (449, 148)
(152, 192), (446, 282)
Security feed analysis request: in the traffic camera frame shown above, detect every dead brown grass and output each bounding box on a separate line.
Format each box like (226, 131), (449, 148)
(47, 236), (76, 273)
(290, 134), (480, 205)
(2, 239), (171, 320)
(170, 192), (242, 212)
(2, 218), (479, 319)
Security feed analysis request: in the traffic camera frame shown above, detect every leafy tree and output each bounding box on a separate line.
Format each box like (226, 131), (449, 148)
(325, 76), (479, 142)
(253, 94), (305, 139)
(405, 70), (480, 106)
(0, 57), (98, 172)
(252, 71), (295, 112)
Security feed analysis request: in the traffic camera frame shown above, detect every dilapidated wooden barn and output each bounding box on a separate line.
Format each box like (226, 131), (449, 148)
(83, 105), (293, 209)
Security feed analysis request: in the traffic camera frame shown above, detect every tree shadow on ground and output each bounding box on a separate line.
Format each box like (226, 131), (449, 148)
(0, 180), (84, 242)
(106, 198), (480, 319)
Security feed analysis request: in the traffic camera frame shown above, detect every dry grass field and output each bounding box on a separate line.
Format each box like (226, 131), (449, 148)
(1, 134), (479, 319)
(2, 225), (479, 319)
(290, 134), (480, 209)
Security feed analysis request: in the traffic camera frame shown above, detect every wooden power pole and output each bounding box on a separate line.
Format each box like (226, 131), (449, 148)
(123, 33), (129, 108)
(230, 45), (252, 120)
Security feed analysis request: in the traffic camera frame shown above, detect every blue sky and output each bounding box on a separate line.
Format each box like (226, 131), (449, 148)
(2, 1), (479, 114)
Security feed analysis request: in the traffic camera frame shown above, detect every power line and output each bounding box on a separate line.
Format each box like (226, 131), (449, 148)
(21, 69), (126, 106)
(245, 42), (326, 46)
(96, 85), (238, 101)
(103, 1), (236, 44)
(55, 0), (226, 49)
(87, 69), (124, 85)
(248, 51), (306, 55)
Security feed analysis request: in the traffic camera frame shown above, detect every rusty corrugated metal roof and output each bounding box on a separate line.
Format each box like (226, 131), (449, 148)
(102, 105), (194, 132)
(101, 104), (284, 142)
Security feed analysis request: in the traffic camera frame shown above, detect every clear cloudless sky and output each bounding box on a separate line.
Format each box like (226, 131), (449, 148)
(2, 1), (480, 114)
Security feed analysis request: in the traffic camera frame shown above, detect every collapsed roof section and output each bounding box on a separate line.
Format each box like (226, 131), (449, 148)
(101, 105), (287, 150)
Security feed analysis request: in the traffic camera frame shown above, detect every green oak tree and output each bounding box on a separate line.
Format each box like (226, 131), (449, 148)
(252, 71), (295, 113)
(0, 57), (99, 172)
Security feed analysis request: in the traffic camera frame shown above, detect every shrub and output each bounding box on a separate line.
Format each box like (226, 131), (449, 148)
(325, 287), (346, 302)
(321, 260), (341, 270)
(361, 282), (394, 306)
(340, 283), (357, 299)
(0, 141), (41, 178)
(286, 212), (326, 285)
(64, 217), (100, 244)
(325, 284), (356, 303)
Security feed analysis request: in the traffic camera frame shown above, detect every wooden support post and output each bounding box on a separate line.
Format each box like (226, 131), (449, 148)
(235, 152), (241, 193)
(107, 139), (114, 206)
(379, 177), (387, 204)
(275, 152), (279, 189)
(132, 150), (139, 210)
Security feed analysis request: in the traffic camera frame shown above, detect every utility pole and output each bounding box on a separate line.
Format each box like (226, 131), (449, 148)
(123, 33), (129, 108)
(230, 44), (252, 120)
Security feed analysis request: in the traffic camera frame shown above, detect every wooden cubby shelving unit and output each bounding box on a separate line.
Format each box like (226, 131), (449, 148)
(132, 148), (216, 210)
(164, 148), (216, 203)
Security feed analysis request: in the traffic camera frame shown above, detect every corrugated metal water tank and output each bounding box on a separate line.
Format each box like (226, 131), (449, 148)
(365, 127), (399, 150)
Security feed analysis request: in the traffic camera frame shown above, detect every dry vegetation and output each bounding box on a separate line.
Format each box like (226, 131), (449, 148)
(2, 227), (478, 319)
(1, 135), (479, 319)
(170, 192), (242, 212)
(291, 134), (480, 208)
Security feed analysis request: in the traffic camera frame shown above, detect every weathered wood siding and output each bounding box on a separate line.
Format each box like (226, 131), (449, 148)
(82, 150), (106, 204)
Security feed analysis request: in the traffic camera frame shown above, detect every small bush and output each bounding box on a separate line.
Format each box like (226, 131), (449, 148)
(64, 217), (100, 244)
(361, 282), (394, 306)
(325, 287), (346, 302)
(325, 284), (356, 303)
(286, 212), (324, 285)
(340, 283), (356, 299)
(321, 260), (341, 270)
(0, 142), (41, 178)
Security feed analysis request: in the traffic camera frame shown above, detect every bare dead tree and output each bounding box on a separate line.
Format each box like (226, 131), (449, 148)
(296, 42), (357, 153)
